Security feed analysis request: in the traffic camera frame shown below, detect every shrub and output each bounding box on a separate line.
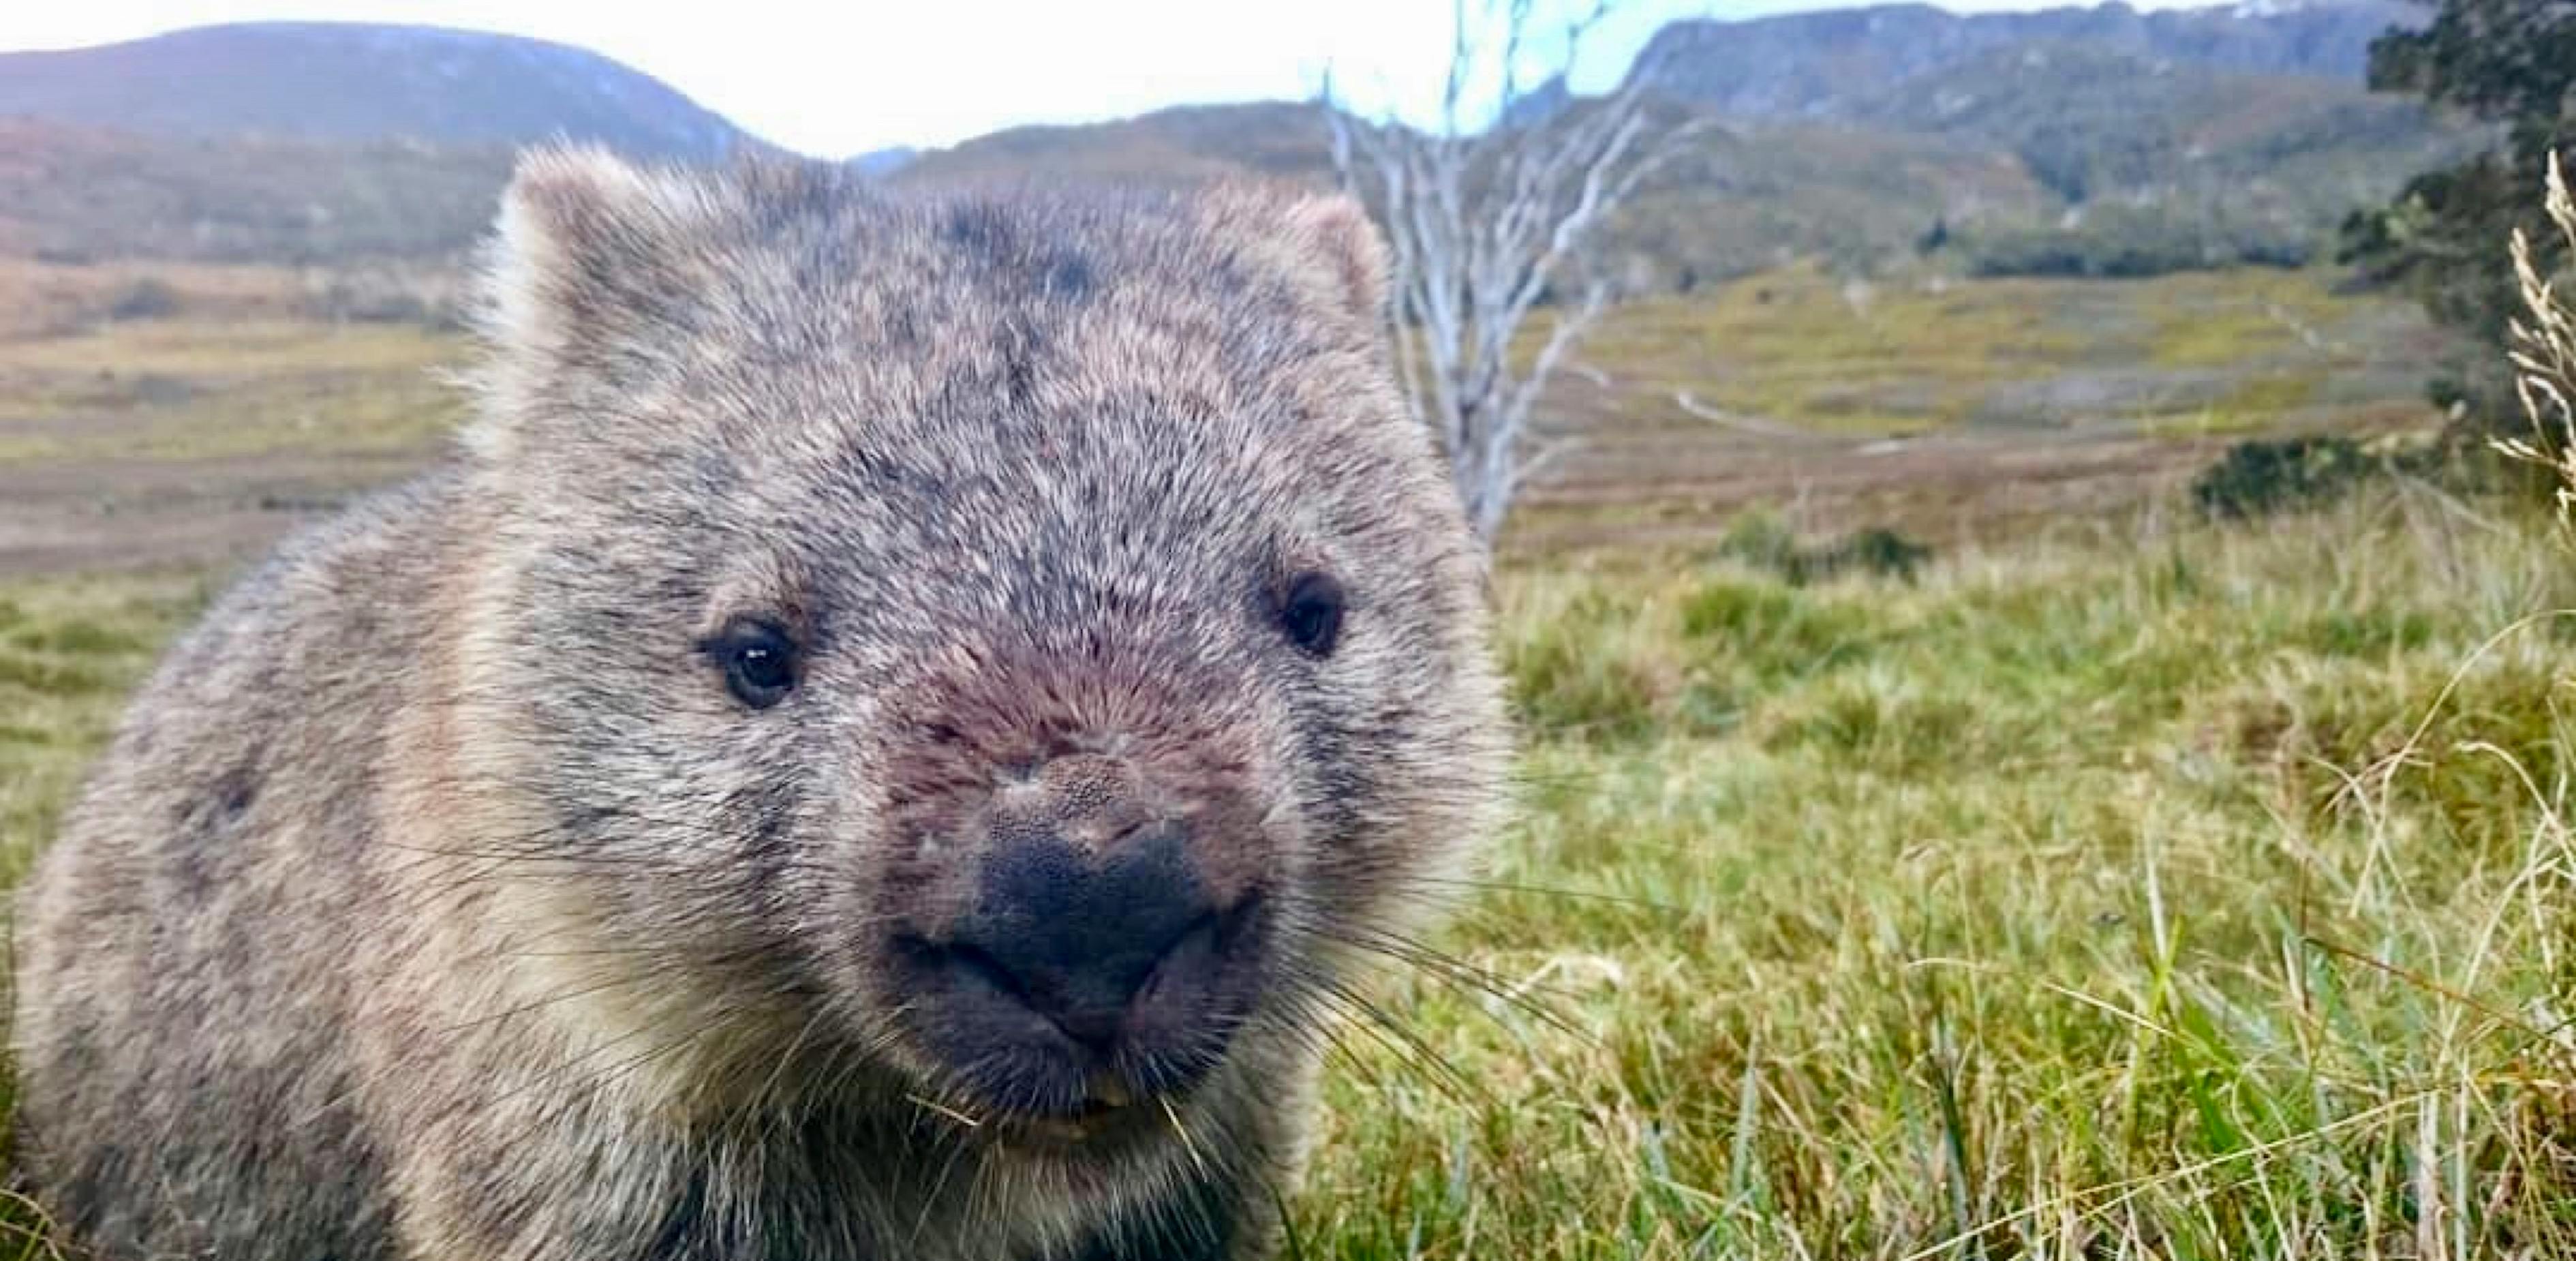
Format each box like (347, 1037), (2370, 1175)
(105, 277), (180, 321)
(1709, 511), (1935, 584)
(1959, 207), (2317, 279)
(2190, 436), (2375, 519)
(1815, 527), (1935, 583)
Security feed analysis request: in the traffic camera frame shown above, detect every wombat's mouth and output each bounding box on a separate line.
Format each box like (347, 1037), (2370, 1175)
(987, 1092), (1165, 1150)
(889, 889), (1276, 1125)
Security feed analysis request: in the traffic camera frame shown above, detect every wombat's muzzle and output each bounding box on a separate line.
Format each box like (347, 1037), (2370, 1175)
(889, 753), (1274, 1123)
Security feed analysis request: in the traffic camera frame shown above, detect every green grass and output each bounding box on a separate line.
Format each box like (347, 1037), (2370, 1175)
(0, 575), (206, 890)
(1291, 490), (2576, 1258)
(1560, 264), (2435, 440)
(1512, 264), (2457, 555)
(0, 319), (465, 463)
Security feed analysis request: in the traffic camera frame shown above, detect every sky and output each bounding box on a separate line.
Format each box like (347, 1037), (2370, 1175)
(0, 0), (2197, 158)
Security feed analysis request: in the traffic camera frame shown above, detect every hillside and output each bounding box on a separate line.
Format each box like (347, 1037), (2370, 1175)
(0, 120), (510, 265)
(890, 0), (2467, 289)
(898, 76), (2455, 290)
(898, 102), (1335, 187)
(0, 22), (759, 160)
(1633, 0), (2417, 116)
(1853, 41), (2453, 199)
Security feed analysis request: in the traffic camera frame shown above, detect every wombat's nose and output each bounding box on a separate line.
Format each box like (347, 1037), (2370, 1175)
(943, 820), (1217, 1052)
(892, 754), (1273, 1117)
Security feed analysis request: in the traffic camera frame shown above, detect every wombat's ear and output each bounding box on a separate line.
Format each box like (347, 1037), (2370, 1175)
(1280, 192), (1391, 328)
(1205, 185), (1391, 335)
(468, 145), (714, 458)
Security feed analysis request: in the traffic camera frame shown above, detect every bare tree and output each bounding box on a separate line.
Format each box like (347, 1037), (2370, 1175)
(1326, 0), (1693, 545)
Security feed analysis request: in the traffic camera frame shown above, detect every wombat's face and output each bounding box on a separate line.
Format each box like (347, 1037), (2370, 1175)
(457, 153), (1505, 1148)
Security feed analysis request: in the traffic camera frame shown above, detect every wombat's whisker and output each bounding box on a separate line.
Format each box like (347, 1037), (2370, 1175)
(1332, 931), (1595, 1043)
(1381, 873), (1686, 915)
(906, 1093), (985, 1129)
(1296, 976), (1489, 1108)
(1159, 1095), (1211, 1177)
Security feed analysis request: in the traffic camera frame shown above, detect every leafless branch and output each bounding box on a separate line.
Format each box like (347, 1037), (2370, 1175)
(1322, 0), (1692, 547)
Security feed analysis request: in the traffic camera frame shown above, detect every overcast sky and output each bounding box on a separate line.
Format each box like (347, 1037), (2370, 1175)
(0, 1), (2201, 158)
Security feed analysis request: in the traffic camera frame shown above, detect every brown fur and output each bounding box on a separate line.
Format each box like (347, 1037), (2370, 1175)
(11, 148), (1507, 1261)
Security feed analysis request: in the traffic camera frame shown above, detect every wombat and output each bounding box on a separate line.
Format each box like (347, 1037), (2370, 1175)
(10, 149), (1507, 1260)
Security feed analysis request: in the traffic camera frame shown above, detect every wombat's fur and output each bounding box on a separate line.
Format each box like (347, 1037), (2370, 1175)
(11, 151), (1506, 1260)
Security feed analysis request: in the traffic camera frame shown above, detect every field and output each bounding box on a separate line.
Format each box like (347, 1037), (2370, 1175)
(6, 262), (2573, 1258)
(1306, 497), (2576, 1257)
(1519, 263), (2454, 553)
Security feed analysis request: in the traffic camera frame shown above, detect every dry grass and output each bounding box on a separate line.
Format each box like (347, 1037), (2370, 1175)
(2499, 154), (2576, 512)
(1295, 491), (2576, 1258)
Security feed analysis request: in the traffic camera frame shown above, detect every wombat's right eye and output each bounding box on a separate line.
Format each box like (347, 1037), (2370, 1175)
(699, 620), (800, 710)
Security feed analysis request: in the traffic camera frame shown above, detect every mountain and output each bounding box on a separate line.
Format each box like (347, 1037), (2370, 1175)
(892, 3), (2462, 288)
(0, 22), (761, 161)
(1845, 40), (2451, 202)
(900, 102), (1338, 187)
(1632, 0), (2417, 118)
(848, 147), (920, 177)
(0, 3), (2471, 283)
(1576, 0), (2474, 282)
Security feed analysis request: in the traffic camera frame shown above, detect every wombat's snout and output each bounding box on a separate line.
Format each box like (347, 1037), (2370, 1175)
(893, 753), (1274, 1121)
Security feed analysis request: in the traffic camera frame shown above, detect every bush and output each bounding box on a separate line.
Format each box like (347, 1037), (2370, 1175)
(1959, 207), (2317, 279)
(106, 277), (180, 321)
(1817, 527), (1935, 582)
(1710, 511), (1935, 584)
(2190, 436), (2375, 519)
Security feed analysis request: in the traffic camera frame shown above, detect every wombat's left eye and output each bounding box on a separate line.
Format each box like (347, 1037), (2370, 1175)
(701, 620), (800, 710)
(1277, 571), (1346, 658)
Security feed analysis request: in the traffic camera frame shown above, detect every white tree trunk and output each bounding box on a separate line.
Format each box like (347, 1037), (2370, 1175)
(1325, 0), (1694, 547)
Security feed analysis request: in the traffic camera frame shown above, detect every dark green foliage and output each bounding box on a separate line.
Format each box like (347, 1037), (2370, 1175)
(1962, 210), (2317, 279)
(2341, 0), (2574, 424)
(105, 278), (179, 320)
(1831, 528), (1936, 583)
(2191, 436), (2376, 519)
(1711, 513), (1937, 584)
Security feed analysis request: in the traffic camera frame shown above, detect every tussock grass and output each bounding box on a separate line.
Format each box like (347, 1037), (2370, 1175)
(1298, 490), (2576, 1258)
(1299, 161), (2576, 1257)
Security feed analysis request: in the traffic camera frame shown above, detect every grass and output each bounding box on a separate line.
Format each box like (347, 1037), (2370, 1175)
(1559, 264), (2437, 439)
(0, 318), (465, 463)
(1510, 264), (2458, 555)
(0, 575), (206, 889)
(1289, 489), (2576, 1258)
(4, 489), (2573, 1258)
